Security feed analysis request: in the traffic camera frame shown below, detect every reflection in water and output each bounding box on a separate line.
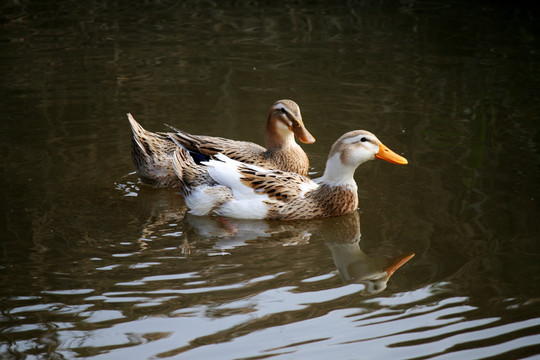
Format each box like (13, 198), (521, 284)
(116, 176), (189, 251)
(181, 210), (414, 295)
(324, 212), (414, 295)
(185, 215), (313, 249)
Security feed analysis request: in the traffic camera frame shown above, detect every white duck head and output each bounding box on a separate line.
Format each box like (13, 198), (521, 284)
(319, 130), (408, 186)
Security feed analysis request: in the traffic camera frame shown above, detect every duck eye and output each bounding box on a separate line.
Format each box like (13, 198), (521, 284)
(280, 108), (287, 114)
(360, 137), (367, 142)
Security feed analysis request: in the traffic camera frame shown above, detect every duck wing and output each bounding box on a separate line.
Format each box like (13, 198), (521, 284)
(206, 154), (318, 202)
(167, 130), (266, 163)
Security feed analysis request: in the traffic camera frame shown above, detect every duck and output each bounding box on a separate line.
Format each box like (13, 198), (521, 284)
(171, 129), (408, 220)
(128, 99), (316, 187)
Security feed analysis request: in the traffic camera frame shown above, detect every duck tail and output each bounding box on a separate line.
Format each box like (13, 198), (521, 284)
(128, 113), (152, 157)
(168, 131), (210, 165)
(167, 128), (204, 153)
(171, 148), (187, 193)
(172, 147), (209, 195)
(127, 113), (177, 187)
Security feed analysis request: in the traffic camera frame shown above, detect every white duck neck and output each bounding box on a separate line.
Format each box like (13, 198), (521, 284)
(318, 153), (357, 187)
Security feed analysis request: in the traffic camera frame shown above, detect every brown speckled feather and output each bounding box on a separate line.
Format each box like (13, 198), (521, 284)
(168, 131), (310, 176)
(170, 144), (214, 192)
(168, 132), (266, 162)
(264, 184), (358, 220)
(232, 163), (358, 220)
(237, 166), (310, 202)
(128, 113), (179, 187)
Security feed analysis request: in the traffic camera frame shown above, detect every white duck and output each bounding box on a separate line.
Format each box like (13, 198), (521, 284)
(171, 130), (408, 220)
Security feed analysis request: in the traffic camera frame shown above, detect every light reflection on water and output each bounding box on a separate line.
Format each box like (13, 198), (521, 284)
(2, 1), (540, 359)
(4, 184), (538, 359)
(3, 205), (423, 359)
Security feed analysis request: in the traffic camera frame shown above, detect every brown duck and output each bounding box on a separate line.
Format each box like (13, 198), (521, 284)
(128, 100), (315, 187)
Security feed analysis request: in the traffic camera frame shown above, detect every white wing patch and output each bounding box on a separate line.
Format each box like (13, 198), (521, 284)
(196, 153), (317, 218)
(204, 154), (271, 201)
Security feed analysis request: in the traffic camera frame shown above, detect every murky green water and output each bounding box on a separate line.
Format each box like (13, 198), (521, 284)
(2, 1), (540, 359)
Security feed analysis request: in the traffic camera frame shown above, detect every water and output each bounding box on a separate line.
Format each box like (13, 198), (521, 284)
(2, 1), (540, 359)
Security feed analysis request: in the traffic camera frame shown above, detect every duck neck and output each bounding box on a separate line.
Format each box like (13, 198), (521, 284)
(318, 153), (358, 188)
(265, 116), (296, 151)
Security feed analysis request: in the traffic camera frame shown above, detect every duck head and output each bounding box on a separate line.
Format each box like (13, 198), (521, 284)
(320, 130), (407, 186)
(332, 130), (408, 166)
(266, 99), (316, 148)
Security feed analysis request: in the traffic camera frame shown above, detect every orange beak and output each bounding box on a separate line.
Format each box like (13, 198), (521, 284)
(376, 143), (408, 165)
(384, 252), (415, 278)
(291, 124), (316, 144)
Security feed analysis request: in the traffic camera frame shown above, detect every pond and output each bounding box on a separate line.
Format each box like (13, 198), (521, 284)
(1, 1), (540, 359)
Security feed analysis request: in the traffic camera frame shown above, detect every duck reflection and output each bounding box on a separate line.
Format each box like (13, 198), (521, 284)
(184, 211), (413, 295)
(118, 178), (189, 250)
(325, 211), (414, 295)
(183, 208), (365, 247)
(184, 214), (313, 250)
(129, 187), (414, 294)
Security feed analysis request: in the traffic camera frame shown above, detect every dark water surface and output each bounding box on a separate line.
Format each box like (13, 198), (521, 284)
(2, 1), (540, 359)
